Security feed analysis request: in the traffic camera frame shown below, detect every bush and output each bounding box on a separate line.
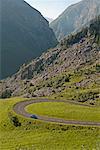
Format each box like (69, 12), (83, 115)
(96, 64), (100, 72)
(63, 75), (70, 82)
(0, 89), (12, 99)
(74, 91), (99, 102)
(10, 116), (21, 127)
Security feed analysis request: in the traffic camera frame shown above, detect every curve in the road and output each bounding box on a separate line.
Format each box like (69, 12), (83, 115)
(13, 99), (100, 126)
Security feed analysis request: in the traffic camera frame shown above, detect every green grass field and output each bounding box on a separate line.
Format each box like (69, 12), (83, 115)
(0, 98), (100, 150)
(26, 102), (100, 122)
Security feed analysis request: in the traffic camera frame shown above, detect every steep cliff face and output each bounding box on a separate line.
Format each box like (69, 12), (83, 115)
(50, 0), (100, 40)
(0, 0), (57, 79)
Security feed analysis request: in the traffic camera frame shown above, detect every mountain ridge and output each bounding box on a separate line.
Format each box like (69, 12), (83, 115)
(45, 17), (53, 23)
(50, 0), (100, 41)
(0, 0), (57, 79)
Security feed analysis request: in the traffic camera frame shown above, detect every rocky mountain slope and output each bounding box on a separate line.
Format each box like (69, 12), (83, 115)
(50, 0), (100, 41)
(0, 0), (57, 79)
(0, 16), (100, 103)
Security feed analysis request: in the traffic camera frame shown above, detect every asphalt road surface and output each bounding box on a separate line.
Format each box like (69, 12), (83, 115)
(13, 99), (100, 126)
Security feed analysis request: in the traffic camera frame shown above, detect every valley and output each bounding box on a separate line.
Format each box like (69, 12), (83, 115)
(0, 0), (100, 149)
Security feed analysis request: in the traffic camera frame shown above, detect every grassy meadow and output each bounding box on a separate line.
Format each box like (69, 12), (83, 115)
(26, 101), (100, 122)
(0, 97), (100, 150)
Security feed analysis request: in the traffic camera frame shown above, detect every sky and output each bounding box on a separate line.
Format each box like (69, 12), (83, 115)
(25, 0), (81, 19)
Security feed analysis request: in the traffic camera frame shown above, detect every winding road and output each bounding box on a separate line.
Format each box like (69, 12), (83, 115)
(13, 99), (100, 126)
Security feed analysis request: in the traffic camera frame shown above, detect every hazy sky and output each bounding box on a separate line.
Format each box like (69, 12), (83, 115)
(25, 0), (81, 19)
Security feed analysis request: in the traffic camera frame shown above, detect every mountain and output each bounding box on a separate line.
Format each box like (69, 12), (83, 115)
(0, 16), (100, 102)
(50, 0), (100, 41)
(46, 17), (53, 23)
(0, 0), (57, 79)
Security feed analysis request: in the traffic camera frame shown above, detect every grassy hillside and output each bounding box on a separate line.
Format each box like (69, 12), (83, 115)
(0, 98), (100, 150)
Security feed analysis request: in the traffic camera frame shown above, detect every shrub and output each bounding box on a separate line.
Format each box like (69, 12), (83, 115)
(96, 64), (100, 72)
(74, 91), (99, 102)
(10, 116), (21, 127)
(63, 75), (70, 82)
(0, 89), (12, 99)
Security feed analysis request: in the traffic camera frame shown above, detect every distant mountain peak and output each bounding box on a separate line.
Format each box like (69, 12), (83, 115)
(50, 0), (100, 41)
